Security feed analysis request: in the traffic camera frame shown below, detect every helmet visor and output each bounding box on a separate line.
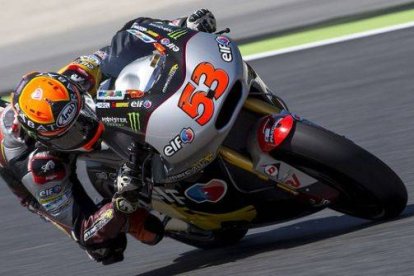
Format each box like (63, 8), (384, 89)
(39, 104), (103, 151)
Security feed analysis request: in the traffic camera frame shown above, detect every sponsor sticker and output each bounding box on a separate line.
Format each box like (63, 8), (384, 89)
(127, 29), (156, 43)
(38, 185), (62, 199)
(168, 29), (188, 40)
(216, 36), (231, 46)
(96, 102), (110, 109)
(149, 22), (174, 32)
(185, 179), (227, 203)
(160, 38), (180, 52)
(162, 64), (178, 93)
(167, 153), (214, 182)
(130, 100), (152, 109)
(101, 117), (128, 127)
(131, 22), (147, 32)
(113, 102), (129, 108)
(56, 102), (77, 127)
(127, 90), (145, 99)
(128, 112), (140, 132)
(31, 88), (43, 100)
(83, 209), (114, 241)
(163, 128), (194, 157)
(262, 163), (280, 177)
(97, 90), (125, 100)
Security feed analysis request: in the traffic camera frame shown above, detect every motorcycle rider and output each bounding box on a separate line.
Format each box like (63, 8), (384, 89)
(0, 9), (217, 265)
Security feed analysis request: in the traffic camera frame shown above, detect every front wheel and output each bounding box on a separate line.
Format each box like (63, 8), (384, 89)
(272, 120), (407, 220)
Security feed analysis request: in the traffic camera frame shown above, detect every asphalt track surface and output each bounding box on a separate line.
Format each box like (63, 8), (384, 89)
(1, 27), (414, 276)
(2, 0), (414, 91)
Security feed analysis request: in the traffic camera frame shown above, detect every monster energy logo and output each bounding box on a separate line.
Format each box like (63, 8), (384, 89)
(168, 29), (188, 40)
(128, 112), (141, 132)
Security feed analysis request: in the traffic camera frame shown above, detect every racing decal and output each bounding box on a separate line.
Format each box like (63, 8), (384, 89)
(163, 128), (195, 157)
(178, 62), (230, 126)
(126, 89), (145, 99)
(97, 90), (125, 100)
(216, 36), (233, 62)
(131, 22), (147, 32)
(285, 173), (301, 188)
(31, 88), (43, 100)
(112, 102), (129, 108)
(127, 112), (141, 132)
(160, 38), (180, 52)
(127, 29), (156, 43)
(185, 179), (227, 204)
(56, 102), (77, 127)
(101, 117), (128, 127)
(262, 163), (280, 177)
(83, 209), (114, 241)
(38, 184), (62, 200)
(166, 153), (215, 182)
(149, 22), (174, 32)
(146, 29), (160, 39)
(152, 187), (186, 205)
(130, 100), (152, 109)
(96, 102), (110, 109)
(168, 29), (188, 40)
(41, 188), (72, 212)
(29, 154), (66, 185)
(162, 64), (179, 93)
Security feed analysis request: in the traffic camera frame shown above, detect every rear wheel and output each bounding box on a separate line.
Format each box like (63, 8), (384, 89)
(272, 120), (407, 220)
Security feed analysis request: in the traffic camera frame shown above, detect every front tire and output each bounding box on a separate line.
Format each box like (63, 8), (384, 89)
(272, 120), (407, 220)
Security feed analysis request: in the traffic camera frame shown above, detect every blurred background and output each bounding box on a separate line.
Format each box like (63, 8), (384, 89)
(1, 0), (414, 275)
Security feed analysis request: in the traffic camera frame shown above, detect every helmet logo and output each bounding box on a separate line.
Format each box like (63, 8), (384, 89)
(31, 88), (43, 100)
(56, 102), (77, 127)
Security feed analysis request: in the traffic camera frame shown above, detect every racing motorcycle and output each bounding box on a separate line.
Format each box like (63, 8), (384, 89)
(18, 21), (413, 248)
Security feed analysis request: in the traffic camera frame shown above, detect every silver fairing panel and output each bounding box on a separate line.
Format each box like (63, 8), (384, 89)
(145, 32), (248, 179)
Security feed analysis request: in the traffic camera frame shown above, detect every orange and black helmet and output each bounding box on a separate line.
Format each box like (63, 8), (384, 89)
(13, 72), (104, 151)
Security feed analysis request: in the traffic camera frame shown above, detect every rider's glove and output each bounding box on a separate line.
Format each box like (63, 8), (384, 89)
(112, 163), (142, 214)
(186, 9), (216, 33)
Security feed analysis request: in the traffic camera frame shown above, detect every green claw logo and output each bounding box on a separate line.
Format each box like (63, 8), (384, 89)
(168, 29), (188, 40)
(128, 112), (141, 132)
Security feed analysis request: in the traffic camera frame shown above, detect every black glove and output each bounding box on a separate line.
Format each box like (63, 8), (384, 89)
(85, 233), (127, 265)
(186, 8), (217, 33)
(113, 163), (142, 214)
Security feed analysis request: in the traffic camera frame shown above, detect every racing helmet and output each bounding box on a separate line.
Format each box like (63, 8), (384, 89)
(12, 72), (104, 151)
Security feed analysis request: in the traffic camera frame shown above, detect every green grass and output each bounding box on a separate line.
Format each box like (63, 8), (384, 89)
(240, 8), (414, 56)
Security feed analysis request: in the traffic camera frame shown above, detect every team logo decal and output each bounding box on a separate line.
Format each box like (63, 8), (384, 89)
(163, 128), (195, 157)
(56, 102), (77, 127)
(216, 36), (231, 46)
(185, 179), (227, 203)
(262, 163), (280, 177)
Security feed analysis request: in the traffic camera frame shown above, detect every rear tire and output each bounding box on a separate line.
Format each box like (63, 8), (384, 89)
(272, 120), (407, 220)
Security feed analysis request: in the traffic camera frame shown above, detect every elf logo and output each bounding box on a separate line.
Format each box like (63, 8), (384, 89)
(216, 36), (232, 62)
(163, 128), (194, 157)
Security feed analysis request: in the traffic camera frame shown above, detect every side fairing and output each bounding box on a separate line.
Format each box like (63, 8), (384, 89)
(146, 33), (248, 180)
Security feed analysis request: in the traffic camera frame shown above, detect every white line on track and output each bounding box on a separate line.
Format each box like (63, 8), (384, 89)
(244, 21), (414, 61)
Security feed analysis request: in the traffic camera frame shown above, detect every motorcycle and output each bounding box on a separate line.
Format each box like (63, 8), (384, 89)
(7, 21), (409, 249)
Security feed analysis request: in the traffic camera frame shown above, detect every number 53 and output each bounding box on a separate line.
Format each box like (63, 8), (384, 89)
(178, 62), (229, 126)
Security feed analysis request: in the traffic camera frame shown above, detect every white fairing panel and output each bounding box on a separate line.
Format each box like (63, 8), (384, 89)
(115, 54), (166, 92)
(145, 32), (248, 178)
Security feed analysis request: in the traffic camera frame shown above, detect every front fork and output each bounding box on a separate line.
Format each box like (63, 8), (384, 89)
(219, 97), (337, 206)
